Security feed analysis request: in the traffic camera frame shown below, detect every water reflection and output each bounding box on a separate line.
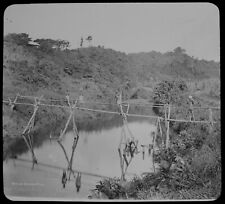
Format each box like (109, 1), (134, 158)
(6, 114), (155, 159)
(19, 120), (156, 178)
(4, 119), (156, 199)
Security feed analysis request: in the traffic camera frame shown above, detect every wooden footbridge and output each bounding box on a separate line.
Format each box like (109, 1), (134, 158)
(2, 92), (220, 182)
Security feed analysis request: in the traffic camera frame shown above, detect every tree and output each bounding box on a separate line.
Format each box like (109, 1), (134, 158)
(173, 47), (186, 55)
(55, 40), (70, 50)
(152, 79), (189, 117)
(153, 80), (188, 105)
(86, 36), (92, 47)
(4, 33), (32, 46)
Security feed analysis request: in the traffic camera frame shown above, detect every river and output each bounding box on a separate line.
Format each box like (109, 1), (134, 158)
(3, 118), (157, 201)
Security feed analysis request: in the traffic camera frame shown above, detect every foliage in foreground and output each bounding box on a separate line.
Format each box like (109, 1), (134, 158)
(90, 80), (221, 200)
(90, 158), (218, 200)
(90, 130), (221, 200)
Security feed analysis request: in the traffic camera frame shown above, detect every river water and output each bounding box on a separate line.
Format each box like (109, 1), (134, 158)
(3, 118), (156, 201)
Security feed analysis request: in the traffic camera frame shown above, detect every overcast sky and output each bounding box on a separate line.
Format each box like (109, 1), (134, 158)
(4, 3), (220, 62)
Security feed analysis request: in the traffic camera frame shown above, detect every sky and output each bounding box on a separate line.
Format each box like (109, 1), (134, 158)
(4, 3), (220, 62)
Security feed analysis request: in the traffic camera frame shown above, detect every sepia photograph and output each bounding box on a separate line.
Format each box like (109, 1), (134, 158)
(3, 2), (220, 201)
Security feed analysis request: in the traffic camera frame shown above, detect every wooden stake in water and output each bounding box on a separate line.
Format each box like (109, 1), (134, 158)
(152, 118), (159, 173)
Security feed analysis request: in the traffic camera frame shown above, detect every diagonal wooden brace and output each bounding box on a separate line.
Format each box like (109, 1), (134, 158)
(21, 95), (43, 168)
(8, 93), (19, 111)
(57, 96), (79, 180)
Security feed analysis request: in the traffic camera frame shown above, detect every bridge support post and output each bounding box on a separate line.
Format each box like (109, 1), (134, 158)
(208, 108), (214, 134)
(165, 104), (171, 149)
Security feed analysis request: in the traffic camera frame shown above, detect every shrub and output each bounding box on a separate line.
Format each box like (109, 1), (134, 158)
(152, 79), (188, 116)
(94, 178), (127, 199)
(4, 33), (32, 46)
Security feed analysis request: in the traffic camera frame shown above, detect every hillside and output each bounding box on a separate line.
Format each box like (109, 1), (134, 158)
(3, 33), (220, 159)
(3, 34), (220, 101)
(128, 48), (220, 105)
(3, 43), (133, 102)
(128, 48), (219, 83)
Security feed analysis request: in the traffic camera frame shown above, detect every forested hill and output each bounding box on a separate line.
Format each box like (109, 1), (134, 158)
(128, 47), (220, 82)
(3, 33), (220, 103)
(4, 34), (138, 103)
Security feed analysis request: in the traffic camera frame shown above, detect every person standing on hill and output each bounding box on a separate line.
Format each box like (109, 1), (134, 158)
(188, 95), (195, 121)
(115, 91), (122, 105)
(80, 37), (83, 47)
(79, 90), (84, 104)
